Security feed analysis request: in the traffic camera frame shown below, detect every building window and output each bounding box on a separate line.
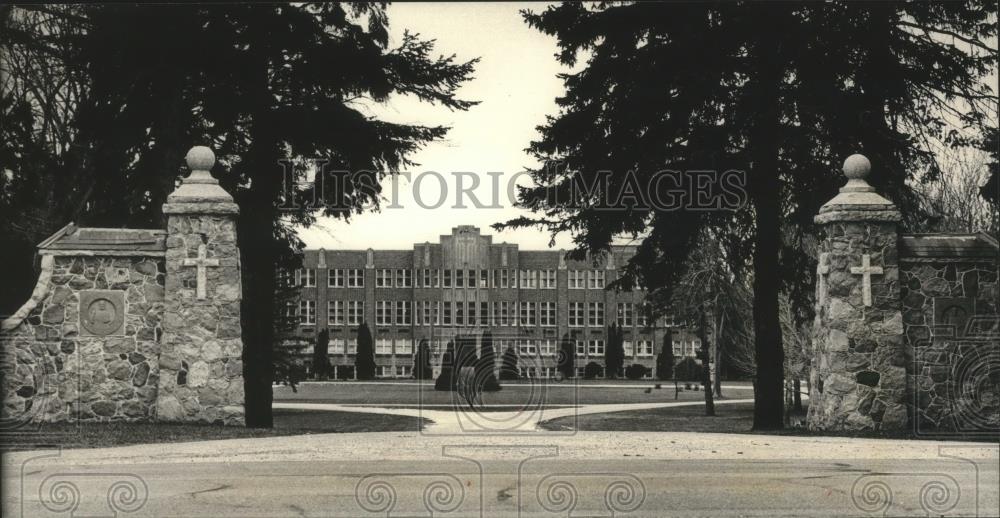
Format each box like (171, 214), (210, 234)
(395, 301), (411, 325)
(329, 301), (344, 326)
(587, 302), (605, 327)
(499, 269), (509, 288)
(672, 340), (682, 357)
(455, 269), (464, 288)
(479, 269), (489, 288)
(492, 302), (502, 326)
(690, 340), (701, 356)
(443, 302), (452, 325)
(540, 339), (556, 357)
(395, 269), (411, 288)
(588, 339), (605, 357)
(617, 303), (634, 327)
(519, 269), (537, 289)
(568, 302), (585, 327)
(421, 302), (432, 326)
(396, 365), (411, 378)
(329, 269), (345, 287)
(378, 365), (392, 377)
(576, 340), (586, 356)
(568, 270), (585, 289)
(434, 301), (441, 325)
(540, 269), (556, 289)
(296, 268), (316, 287)
(376, 339), (392, 355)
(540, 302), (556, 327)
(329, 338), (345, 354)
(455, 301), (464, 326)
(347, 301), (364, 326)
(518, 339), (536, 356)
(637, 305), (650, 327)
(624, 340), (634, 357)
(395, 338), (413, 355)
(376, 269), (393, 288)
(589, 270), (605, 289)
(348, 269), (364, 288)
(467, 301), (476, 326)
(637, 340), (654, 357)
(520, 301), (537, 326)
(376, 301), (392, 326)
(347, 339), (357, 355)
(467, 269), (476, 288)
(299, 300), (315, 325)
(422, 269), (432, 287)
(481, 302), (490, 326)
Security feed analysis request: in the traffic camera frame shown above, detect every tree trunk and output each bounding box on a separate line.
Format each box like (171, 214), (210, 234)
(793, 378), (803, 412)
(749, 13), (785, 430)
(240, 35), (280, 428)
(714, 311), (724, 398)
(698, 308), (715, 416)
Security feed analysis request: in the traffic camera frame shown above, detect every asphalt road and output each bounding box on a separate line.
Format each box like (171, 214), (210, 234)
(4, 432), (997, 517)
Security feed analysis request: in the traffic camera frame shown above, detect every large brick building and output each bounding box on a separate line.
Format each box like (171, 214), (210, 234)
(287, 225), (701, 379)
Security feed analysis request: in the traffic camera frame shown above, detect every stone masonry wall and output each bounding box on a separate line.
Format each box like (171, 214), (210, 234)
(808, 220), (908, 431)
(902, 259), (999, 432)
(1, 256), (164, 422)
(155, 215), (244, 425)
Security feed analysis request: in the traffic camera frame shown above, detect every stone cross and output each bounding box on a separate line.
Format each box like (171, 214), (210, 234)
(849, 253), (883, 307)
(816, 253), (830, 306)
(183, 243), (220, 300)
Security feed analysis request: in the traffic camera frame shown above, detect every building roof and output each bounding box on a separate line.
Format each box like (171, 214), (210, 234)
(37, 223), (167, 254)
(899, 232), (999, 260)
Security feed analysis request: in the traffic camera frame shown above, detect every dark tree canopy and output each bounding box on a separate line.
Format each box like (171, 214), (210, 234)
(502, 1), (997, 429)
(1, 4), (477, 426)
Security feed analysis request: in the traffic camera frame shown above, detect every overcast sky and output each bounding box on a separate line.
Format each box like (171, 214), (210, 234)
(297, 2), (576, 251)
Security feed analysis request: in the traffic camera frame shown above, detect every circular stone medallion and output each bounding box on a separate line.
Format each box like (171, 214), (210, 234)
(82, 298), (120, 335)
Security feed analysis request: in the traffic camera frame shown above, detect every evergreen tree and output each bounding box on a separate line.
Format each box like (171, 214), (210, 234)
(414, 339), (432, 380)
(434, 340), (456, 391)
(0, 4), (477, 426)
(312, 328), (330, 380)
(502, 1), (996, 429)
(477, 331), (501, 391)
(656, 330), (675, 381)
(355, 323), (376, 381)
(558, 333), (576, 379)
(605, 323), (625, 379)
(499, 346), (520, 381)
(452, 335), (478, 390)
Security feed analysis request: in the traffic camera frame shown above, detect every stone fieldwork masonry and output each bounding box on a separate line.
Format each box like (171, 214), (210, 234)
(808, 154), (999, 433)
(1, 146), (245, 425)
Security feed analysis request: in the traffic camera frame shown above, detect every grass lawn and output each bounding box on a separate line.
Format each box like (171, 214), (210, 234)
(539, 402), (1000, 442)
(540, 402), (761, 433)
(274, 379), (754, 408)
(0, 409), (428, 452)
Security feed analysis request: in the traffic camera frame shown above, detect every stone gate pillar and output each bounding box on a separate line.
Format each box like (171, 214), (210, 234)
(807, 155), (907, 431)
(156, 146), (245, 425)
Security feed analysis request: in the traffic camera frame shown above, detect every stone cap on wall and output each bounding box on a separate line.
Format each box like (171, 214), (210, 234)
(899, 232), (999, 261)
(37, 223), (166, 256)
(163, 146), (239, 215)
(815, 154), (902, 224)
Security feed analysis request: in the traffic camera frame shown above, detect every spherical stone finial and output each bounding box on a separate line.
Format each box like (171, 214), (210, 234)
(843, 154), (871, 180)
(185, 146), (215, 171)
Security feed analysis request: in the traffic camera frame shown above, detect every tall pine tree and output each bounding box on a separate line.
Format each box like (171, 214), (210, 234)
(502, 1), (996, 429)
(1, 4), (477, 426)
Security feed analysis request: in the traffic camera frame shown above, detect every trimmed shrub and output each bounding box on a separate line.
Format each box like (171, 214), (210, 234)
(583, 361), (603, 380)
(675, 357), (700, 382)
(624, 364), (649, 380)
(499, 346), (520, 381)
